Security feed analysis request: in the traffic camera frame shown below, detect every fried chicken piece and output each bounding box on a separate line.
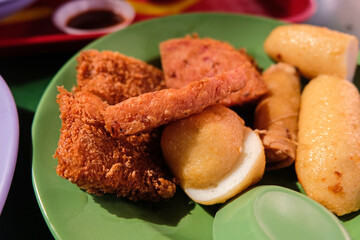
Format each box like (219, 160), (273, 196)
(104, 66), (252, 137)
(75, 50), (165, 104)
(54, 87), (176, 201)
(54, 50), (175, 201)
(159, 35), (267, 106)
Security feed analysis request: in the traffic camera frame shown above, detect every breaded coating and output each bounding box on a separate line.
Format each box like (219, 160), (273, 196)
(159, 36), (267, 106)
(54, 50), (175, 201)
(54, 87), (176, 201)
(75, 50), (165, 104)
(104, 66), (250, 137)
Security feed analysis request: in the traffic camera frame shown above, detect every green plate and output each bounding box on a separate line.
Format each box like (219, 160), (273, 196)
(32, 13), (360, 240)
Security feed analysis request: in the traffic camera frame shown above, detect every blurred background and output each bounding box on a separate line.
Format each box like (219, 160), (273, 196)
(0, 0), (318, 57)
(0, 0), (358, 57)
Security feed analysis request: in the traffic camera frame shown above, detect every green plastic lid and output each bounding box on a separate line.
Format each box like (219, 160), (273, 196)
(213, 185), (351, 240)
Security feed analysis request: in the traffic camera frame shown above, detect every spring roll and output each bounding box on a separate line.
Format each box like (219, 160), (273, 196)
(296, 75), (360, 216)
(264, 24), (358, 81)
(254, 63), (301, 170)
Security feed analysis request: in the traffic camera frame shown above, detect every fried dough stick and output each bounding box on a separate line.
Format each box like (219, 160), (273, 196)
(54, 87), (176, 201)
(254, 63), (301, 170)
(104, 66), (251, 137)
(160, 36), (267, 106)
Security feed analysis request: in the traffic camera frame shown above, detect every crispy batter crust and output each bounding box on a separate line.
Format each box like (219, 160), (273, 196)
(54, 87), (176, 201)
(104, 66), (250, 137)
(75, 50), (165, 104)
(54, 50), (176, 202)
(159, 36), (267, 106)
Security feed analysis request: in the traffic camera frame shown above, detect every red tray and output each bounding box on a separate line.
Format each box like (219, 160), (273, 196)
(0, 0), (315, 56)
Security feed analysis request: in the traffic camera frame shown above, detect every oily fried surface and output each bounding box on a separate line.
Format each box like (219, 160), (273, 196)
(105, 66), (251, 137)
(54, 87), (176, 201)
(75, 50), (165, 104)
(254, 63), (301, 170)
(54, 50), (176, 202)
(160, 36), (267, 106)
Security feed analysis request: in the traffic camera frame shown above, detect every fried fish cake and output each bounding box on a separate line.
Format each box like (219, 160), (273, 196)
(159, 36), (267, 106)
(54, 87), (176, 201)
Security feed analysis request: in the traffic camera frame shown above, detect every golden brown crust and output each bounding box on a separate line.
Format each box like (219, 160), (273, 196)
(75, 50), (166, 104)
(54, 87), (176, 201)
(54, 50), (176, 202)
(104, 66), (251, 137)
(159, 36), (267, 106)
(161, 104), (245, 189)
(296, 75), (360, 215)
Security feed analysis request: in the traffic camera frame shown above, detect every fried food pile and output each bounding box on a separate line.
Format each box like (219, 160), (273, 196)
(54, 50), (176, 202)
(263, 24), (360, 216)
(54, 25), (360, 217)
(54, 37), (266, 203)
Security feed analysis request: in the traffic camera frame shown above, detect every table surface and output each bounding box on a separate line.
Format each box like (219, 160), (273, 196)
(0, 51), (76, 239)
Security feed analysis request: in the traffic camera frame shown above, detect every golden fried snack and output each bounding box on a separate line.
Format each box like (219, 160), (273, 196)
(296, 75), (360, 216)
(160, 36), (267, 106)
(161, 104), (265, 205)
(254, 63), (301, 170)
(264, 24), (359, 81)
(104, 66), (252, 137)
(54, 87), (176, 202)
(75, 50), (165, 104)
(162, 104), (245, 189)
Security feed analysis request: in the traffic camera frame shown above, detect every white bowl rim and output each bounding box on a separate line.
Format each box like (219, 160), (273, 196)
(52, 0), (135, 35)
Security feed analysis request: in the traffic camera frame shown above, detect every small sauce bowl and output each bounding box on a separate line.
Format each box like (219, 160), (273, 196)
(52, 0), (135, 35)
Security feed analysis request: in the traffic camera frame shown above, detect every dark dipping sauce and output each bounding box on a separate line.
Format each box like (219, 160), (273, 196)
(67, 9), (124, 30)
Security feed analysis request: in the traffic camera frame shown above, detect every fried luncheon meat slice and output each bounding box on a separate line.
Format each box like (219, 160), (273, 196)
(159, 36), (267, 106)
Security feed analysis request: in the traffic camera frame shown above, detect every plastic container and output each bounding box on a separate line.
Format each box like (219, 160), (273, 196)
(52, 0), (135, 35)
